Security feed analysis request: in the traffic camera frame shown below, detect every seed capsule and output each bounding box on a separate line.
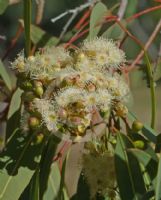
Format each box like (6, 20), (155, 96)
(34, 81), (43, 87)
(77, 52), (86, 61)
(132, 120), (143, 132)
(17, 61), (25, 71)
(35, 86), (44, 97)
(28, 117), (40, 129)
(133, 140), (145, 149)
(78, 125), (86, 135)
(22, 81), (33, 90)
(35, 133), (44, 144)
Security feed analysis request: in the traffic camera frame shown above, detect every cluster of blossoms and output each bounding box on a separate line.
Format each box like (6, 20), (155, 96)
(11, 37), (130, 142)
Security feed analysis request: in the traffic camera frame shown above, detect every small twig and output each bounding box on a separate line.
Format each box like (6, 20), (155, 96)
(74, 9), (91, 30)
(126, 5), (161, 23)
(51, 0), (98, 40)
(35, 0), (45, 25)
(128, 18), (161, 72)
(117, 0), (128, 20)
(59, 11), (78, 40)
(51, 1), (96, 23)
(2, 25), (23, 60)
(0, 35), (6, 41)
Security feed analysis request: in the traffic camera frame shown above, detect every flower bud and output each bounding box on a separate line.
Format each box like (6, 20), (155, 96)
(28, 56), (35, 62)
(76, 52), (86, 61)
(34, 80), (43, 87)
(28, 117), (40, 129)
(35, 86), (44, 97)
(133, 140), (145, 149)
(22, 81), (33, 90)
(35, 133), (44, 144)
(132, 120), (143, 132)
(59, 109), (68, 119)
(78, 125), (86, 135)
(17, 61), (25, 71)
(85, 50), (96, 58)
(115, 103), (128, 117)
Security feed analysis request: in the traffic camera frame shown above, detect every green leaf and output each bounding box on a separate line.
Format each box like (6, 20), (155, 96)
(155, 155), (161, 200)
(154, 61), (161, 82)
(19, 20), (59, 47)
(31, 25), (59, 47)
(0, 0), (9, 15)
(43, 162), (69, 200)
(39, 135), (60, 199)
(71, 173), (90, 200)
(29, 169), (40, 200)
(0, 60), (12, 91)
(23, 0), (31, 57)
(142, 125), (158, 144)
(128, 149), (151, 166)
(125, 0), (138, 18)
(115, 133), (146, 200)
(102, 21), (126, 40)
(155, 133), (161, 153)
(0, 129), (45, 200)
(89, 2), (107, 39)
(7, 88), (23, 120)
(58, 152), (69, 200)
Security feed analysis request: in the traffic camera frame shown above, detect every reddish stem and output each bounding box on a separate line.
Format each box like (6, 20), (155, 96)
(2, 25), (23, 60)
(74, 9), (91, 30)
(53, 141), (71, 162)
(126, 5), (161, 22)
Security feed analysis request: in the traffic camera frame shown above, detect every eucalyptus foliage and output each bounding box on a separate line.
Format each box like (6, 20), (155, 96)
(0, 1), (161, 200)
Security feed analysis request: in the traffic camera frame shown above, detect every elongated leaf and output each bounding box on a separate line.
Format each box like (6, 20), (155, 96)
(39, 135), (60, 199)
(115, 133), (146, 200)
(142, 125), (158, 144)
(24, 0), (31, 57)
(31, 25), (59, 47)
(155, 133), (161, 153)
(29, 169), (40, 200)
(102, 21), (126, 40)
(7, 88), (23, 119)
(43, 162), (69, 200)
(58, 152), (69, 200)
(154, 62), (161, 82)
(0, 0), (9, 14)
(0, 130), (44, 200)
(0, 60), (12, 91)
(128, 149), (151, 166)
(125, 0), (138, 18)
(19, 20), (59, 47)
(155, 155), (161, 200)
(71, 173), (90, 200)
(89, 2), (107, 39)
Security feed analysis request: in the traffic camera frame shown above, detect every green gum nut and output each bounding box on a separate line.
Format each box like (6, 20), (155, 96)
(28, 117), (40, 129)
(132, 120), (143, 132)
(35, 133), (44, 144)
(34, 86), (44, 97)
(22, 81), (33, 90)
(133, 140), (145, 149)
(34, 81), (43, 87)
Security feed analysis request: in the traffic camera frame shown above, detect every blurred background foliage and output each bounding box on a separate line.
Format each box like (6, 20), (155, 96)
(0, 0), (160, 58)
